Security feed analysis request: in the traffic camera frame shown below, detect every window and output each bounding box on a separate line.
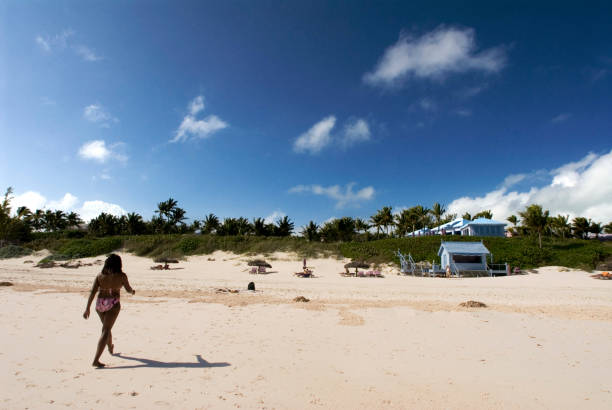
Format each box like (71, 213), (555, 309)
(452, 254), (482, 263)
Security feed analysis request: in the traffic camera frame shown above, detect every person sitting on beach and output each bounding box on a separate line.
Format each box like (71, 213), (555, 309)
(83, 254), (135, 368)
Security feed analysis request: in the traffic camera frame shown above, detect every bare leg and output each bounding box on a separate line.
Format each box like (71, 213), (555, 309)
(93, 303), (120, 367)
(107, 330), (114, 354)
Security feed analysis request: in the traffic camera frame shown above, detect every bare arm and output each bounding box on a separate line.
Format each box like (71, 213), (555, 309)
(122, 273), (135, 295)
(83, 276), (99, 319)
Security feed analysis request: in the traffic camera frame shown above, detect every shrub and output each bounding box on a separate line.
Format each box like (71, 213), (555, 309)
(0, 245), (33, 259)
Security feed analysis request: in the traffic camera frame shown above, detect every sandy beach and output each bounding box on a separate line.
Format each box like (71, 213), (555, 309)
(1, 251), (612, 409)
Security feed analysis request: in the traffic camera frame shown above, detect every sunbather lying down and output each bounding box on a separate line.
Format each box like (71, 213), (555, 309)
(150, 263), (170, 270)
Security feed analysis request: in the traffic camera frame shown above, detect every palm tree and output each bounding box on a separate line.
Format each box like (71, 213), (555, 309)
(473, 210), (493, 219)
(507, 215), (518, 227)
(369, 212), (383, 237)
(156, 198), (178, 222)
(202, 213), (220, 234)
(354, 218), (369, 235)
(66, 212), (83, 230)
(571, 217), (590, 239)
(589, 221), (602, 239)
(379, 206), (394, 235)
(126, 212), (145, 235)
(519, 204), (549, 248)
(275, 216), (294, 237)
(394, 210), (411, 237)
(604, 222), (612, 234)
(252, 217), (269, 236)
(550, 214), (570, 239)
(430, 202), (446, 227)
(462, 212), (472, 221)
(236, 217), (253, 235)
(301, 221), (319, 241)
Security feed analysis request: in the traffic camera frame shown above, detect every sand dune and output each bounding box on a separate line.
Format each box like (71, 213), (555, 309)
(1, 251), (611, 409)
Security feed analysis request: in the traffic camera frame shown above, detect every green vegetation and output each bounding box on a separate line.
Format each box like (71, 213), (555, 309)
(341, 236), (611, 270)
(20, 234), (612, 270)
(0, 244), (33, 259)
(2, 185), (611, 269)
(28, 237), (123, 259)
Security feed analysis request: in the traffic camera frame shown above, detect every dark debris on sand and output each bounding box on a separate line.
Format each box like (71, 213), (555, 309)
(293, 296), (310, 303)
(459, 300), (487, 308)
(0, 281), (14, 286)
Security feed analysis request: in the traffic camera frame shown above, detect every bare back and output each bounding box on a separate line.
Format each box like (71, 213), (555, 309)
(97, 272), (130, 298)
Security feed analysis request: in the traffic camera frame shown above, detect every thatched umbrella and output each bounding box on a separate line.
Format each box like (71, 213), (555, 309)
(247, 259), (272, 268)
(344, 260), (370, 274)
(154, 257), (179, 264)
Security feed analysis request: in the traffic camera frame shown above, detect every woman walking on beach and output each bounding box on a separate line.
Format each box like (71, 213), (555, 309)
(83, 253), (135, 367)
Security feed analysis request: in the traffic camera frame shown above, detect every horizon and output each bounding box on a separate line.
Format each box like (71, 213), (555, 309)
(1, 1), (611, 227)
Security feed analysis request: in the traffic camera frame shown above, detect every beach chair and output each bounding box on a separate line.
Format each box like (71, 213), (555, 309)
(258, 266), (266, 274)
(249, 267), (257, 274)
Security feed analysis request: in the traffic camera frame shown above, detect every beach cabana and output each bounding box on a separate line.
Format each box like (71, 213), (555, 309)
(438, 241), (490, 274)
(459, 218), (507, 237)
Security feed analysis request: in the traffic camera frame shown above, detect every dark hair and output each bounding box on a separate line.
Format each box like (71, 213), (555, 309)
(102, 253), (122, 275)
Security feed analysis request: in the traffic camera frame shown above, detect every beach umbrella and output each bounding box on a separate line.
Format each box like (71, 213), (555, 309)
(247, 259), (272, 268)
(344, 261), (370, 269)
(154, 257), (179, 263)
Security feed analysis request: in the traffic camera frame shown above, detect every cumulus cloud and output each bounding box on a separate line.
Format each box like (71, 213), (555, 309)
(447, 150), (612, 222)
(78, 140), (127, 163)
(83, 104), (117, 126)
(264, 210), (286, 225)
(289, 183), (375, 208)
(10, 191), (48, 212)
(171, 95), (228, 143)
(294, 116), (336, 154)
(78, 200), (126, 221)
(364, 26), (506, 87)
(342, 118), (371, 147)
(10, 191), (125, 221)
(47, 193), (79, 211)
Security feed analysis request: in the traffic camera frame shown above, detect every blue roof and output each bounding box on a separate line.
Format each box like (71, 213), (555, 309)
(463, 218), (507, 226)
(438, 241), (490, 256)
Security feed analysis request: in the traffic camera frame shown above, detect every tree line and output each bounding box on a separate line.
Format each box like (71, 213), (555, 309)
(1, 187), (611, 245)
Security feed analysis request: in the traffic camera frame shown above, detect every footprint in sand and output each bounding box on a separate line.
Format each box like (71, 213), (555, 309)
(338, 310), (365, 326)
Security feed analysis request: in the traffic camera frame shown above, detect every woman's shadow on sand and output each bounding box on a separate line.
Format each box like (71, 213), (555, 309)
(105, 353), (230, 369)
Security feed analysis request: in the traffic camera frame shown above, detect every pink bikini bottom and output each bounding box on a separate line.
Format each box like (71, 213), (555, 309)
(96, 297), (119, 313)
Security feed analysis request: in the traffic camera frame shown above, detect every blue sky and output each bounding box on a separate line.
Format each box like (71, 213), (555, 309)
(1, 1), (611, 227)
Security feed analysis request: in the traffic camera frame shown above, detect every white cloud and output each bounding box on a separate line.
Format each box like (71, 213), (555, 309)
(264, 210), (286, 225)
(289, 183), (375, 208)
(79, 200), (126, 221)
(342, 118), (371, 146)
(83, 104), (117, 126)
(48, 193), (79, 211)
(171, 95), (228, 143)
(364, 26), (506, 87)
(447, 150), (612, 222)
(9, 190), (125, 221)
(35, 29), (102, 62)
(551, 113), (572, 123)
(78, 140), (127, 163)
(10, 191), (48, 212)
(74, 45), (102, 62)
(35, 29), (73, 53)
(293, 116), (336, 154)
(189, 96), (205, 115)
